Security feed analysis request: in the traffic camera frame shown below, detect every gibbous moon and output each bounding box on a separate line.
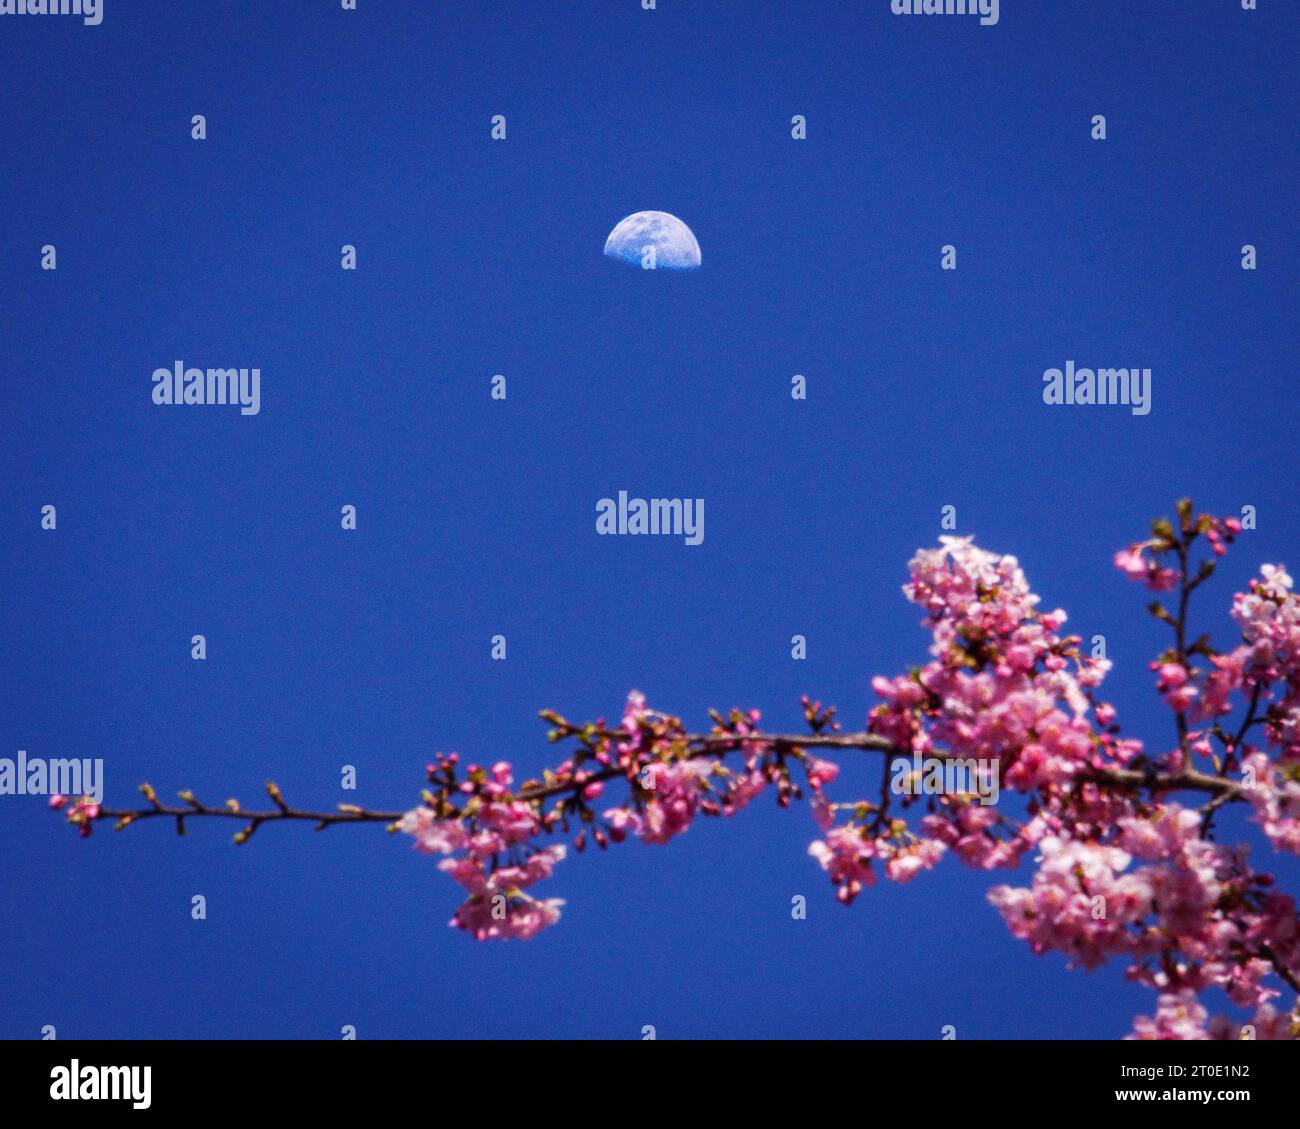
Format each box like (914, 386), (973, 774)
(603, 211), (701, 270)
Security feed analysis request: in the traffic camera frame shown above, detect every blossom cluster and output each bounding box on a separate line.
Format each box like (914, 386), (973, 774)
(391, 695), (794, 939)
(797, 505), (1298, 1037)
(396, 757), (567, 940)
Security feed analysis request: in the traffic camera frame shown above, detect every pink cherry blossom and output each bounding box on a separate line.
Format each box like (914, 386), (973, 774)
(1128, 990), (1211, 1040)
(808, 826), (877, 904)
(398, 808), (468, 855)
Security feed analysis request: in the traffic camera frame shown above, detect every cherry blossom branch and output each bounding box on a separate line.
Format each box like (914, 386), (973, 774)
(53, 501), (1300, 1037)
(85, 782), (406, 842)
(79, 727), (1248, 844)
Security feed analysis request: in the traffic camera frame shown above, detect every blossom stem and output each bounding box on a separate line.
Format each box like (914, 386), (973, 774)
(91, 730), (1246, 836)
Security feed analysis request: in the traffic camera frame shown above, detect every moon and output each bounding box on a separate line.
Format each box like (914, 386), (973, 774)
(603, 211), (701, 270)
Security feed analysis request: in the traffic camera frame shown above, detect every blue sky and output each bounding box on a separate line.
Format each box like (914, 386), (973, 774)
(2, 0), (1298, 1039)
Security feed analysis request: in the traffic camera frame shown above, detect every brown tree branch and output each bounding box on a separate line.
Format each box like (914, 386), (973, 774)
(89, 729), (1247, 839)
